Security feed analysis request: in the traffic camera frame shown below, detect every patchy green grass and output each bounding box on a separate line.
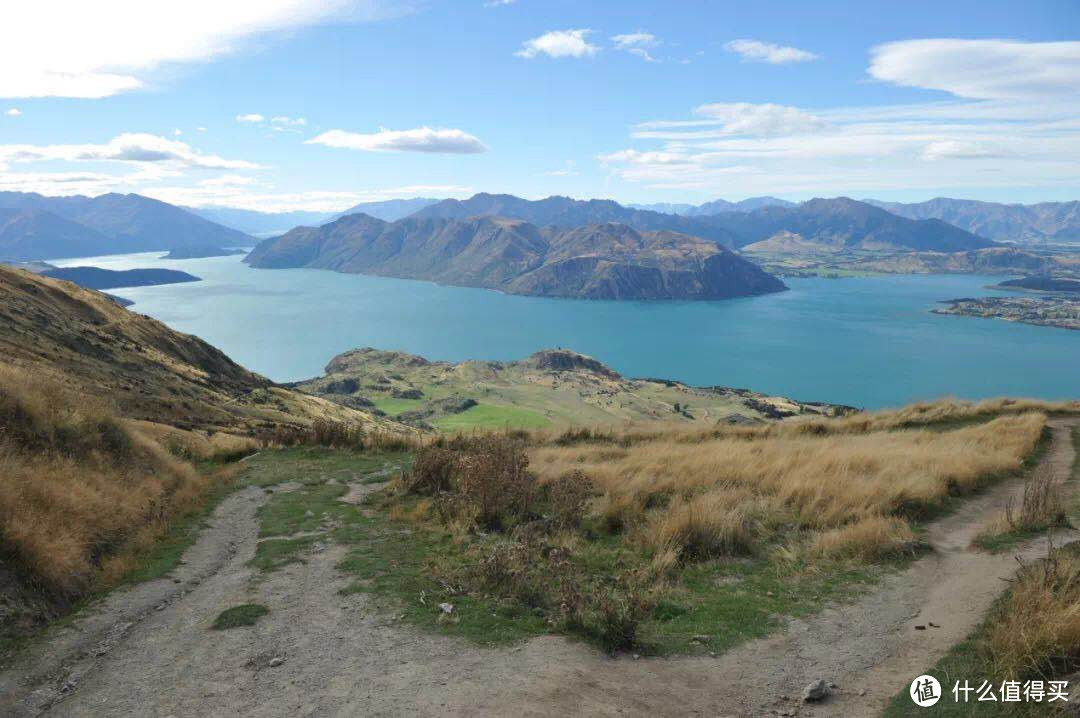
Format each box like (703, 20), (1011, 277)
(256, 483), (348, 537)
(373, 398), (424, 416)
(432, 403), (551, 431)
(248, 536), (321, 573)
(211, 603), (269, 630)
(973, 527), (1048, 553)
(239, 447), (410, 488)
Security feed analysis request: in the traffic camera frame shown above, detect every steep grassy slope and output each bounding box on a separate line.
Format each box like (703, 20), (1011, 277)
(0, 264), (394, 433)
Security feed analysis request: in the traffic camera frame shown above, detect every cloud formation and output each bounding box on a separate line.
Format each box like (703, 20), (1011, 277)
(236, 113), (266, 123)
(0, 1), (411, 98)
(869, 39), (1080, 100)
(0, 133), (260, 170)
(612, 33), (660, 62)
(724, 39), (818, 64)
(516, 30), (599, 59)
(306, 127), (487, 153)
(5, 108), (20, 117)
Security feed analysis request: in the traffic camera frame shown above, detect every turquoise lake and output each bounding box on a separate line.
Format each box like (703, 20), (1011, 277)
(52, 252), (1079, 409)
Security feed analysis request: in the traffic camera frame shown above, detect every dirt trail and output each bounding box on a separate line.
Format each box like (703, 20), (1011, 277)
(0, 419), (1076, 717)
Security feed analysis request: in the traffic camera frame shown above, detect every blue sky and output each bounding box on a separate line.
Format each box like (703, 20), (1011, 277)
(1, 0), (1078, 211)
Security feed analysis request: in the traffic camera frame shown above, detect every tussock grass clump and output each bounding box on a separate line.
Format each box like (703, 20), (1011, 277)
(985, 546), (1080, 681)
(0, 367), (206, 598)
(812, 516), (920, 562)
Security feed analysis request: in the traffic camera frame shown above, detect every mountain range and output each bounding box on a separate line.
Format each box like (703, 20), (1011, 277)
(0, 192), (253, 261)
(864, 198), (1080, 244)
(187, 198), (441, 236)
(631, 197), (796, 216)
(244, 213), (787, 300)
(410, 193), (740, 246)
(409, 193), (992, 252)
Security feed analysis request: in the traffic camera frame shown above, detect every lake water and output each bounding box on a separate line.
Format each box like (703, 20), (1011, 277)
(52, 251), (1079, 409)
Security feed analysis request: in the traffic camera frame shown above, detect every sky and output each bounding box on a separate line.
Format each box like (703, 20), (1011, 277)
(0, 0), (1078, 212)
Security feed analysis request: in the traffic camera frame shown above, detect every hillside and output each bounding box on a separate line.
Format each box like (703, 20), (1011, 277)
(40, 266), (201, 290)
(707, 197), (995, 251)
(298, 347), (849, 430)
(0, 264), (394, 433)
(0, 208), (120, 261)
(245, 214), (786, 300)
(0, 192), (254, 260)
(867, 197), (1080, 244)
(412, 193), (739, 246)
(743, 244), (1077, 278)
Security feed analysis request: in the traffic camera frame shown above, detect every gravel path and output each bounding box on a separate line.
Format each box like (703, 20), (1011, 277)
(1, 419), (1075, 717)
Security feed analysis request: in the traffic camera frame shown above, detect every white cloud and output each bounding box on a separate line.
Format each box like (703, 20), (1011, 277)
(612, 33), (661, 62)
(236, 113), (266, 123)
(271, 115), (306, 126)
(0, 133), (260, 170)
(612, 33), (657, 49)
(173, 128), (183, 136)
(635, 103), (825, 139)
(516, 29), (598, 59)
(484, 0), (515, 5)
(306, 127), (487, 154)
(5, 108), (20, 117)
(0, 1), (412, 98)
(920, 140), (1003, 161)
(869, 39), (1080, 100)
(724, 39), (818, 65)
(599, 89), (1080, 195)
(197, 126), (207, 132)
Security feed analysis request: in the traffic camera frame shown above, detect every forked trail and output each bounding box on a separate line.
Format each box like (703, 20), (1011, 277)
(1, 419), (1076, 717)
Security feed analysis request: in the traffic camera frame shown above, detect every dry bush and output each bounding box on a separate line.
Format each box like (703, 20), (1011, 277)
(1006, 462), (1067, 532)
(546, 470), (593, 530)
(986, 546), (1080, 680)
(812, 516), (920, 562)
(405, 446), (459, 495)
(0, 367), (205, 598)
(458, 436), (534, 530)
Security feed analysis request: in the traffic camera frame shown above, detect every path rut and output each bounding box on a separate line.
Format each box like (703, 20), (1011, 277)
(0, 419), (1075, 717)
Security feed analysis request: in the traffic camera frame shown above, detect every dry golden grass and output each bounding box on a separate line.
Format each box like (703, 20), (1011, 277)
(529, 412), (1046, 562)
(0, 366), (208, 598)
(986, 546), (1080, 680)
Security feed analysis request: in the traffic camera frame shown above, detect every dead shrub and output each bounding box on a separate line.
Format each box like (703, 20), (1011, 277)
(1005, 462), (1067, 533)
(546, 470), (593, 530)
(457, 436), (535, 530)
(405, 447), (459, 495)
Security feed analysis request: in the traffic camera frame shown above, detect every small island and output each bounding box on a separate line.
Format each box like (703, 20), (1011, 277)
(41, 266), (201, 290)
(162, 246), (248, 259)
(933, 295), (1080, 330)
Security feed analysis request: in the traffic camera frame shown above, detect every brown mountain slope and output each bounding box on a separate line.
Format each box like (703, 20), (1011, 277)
(0, 265), (395, 433)
(246, 215), (786, 300)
